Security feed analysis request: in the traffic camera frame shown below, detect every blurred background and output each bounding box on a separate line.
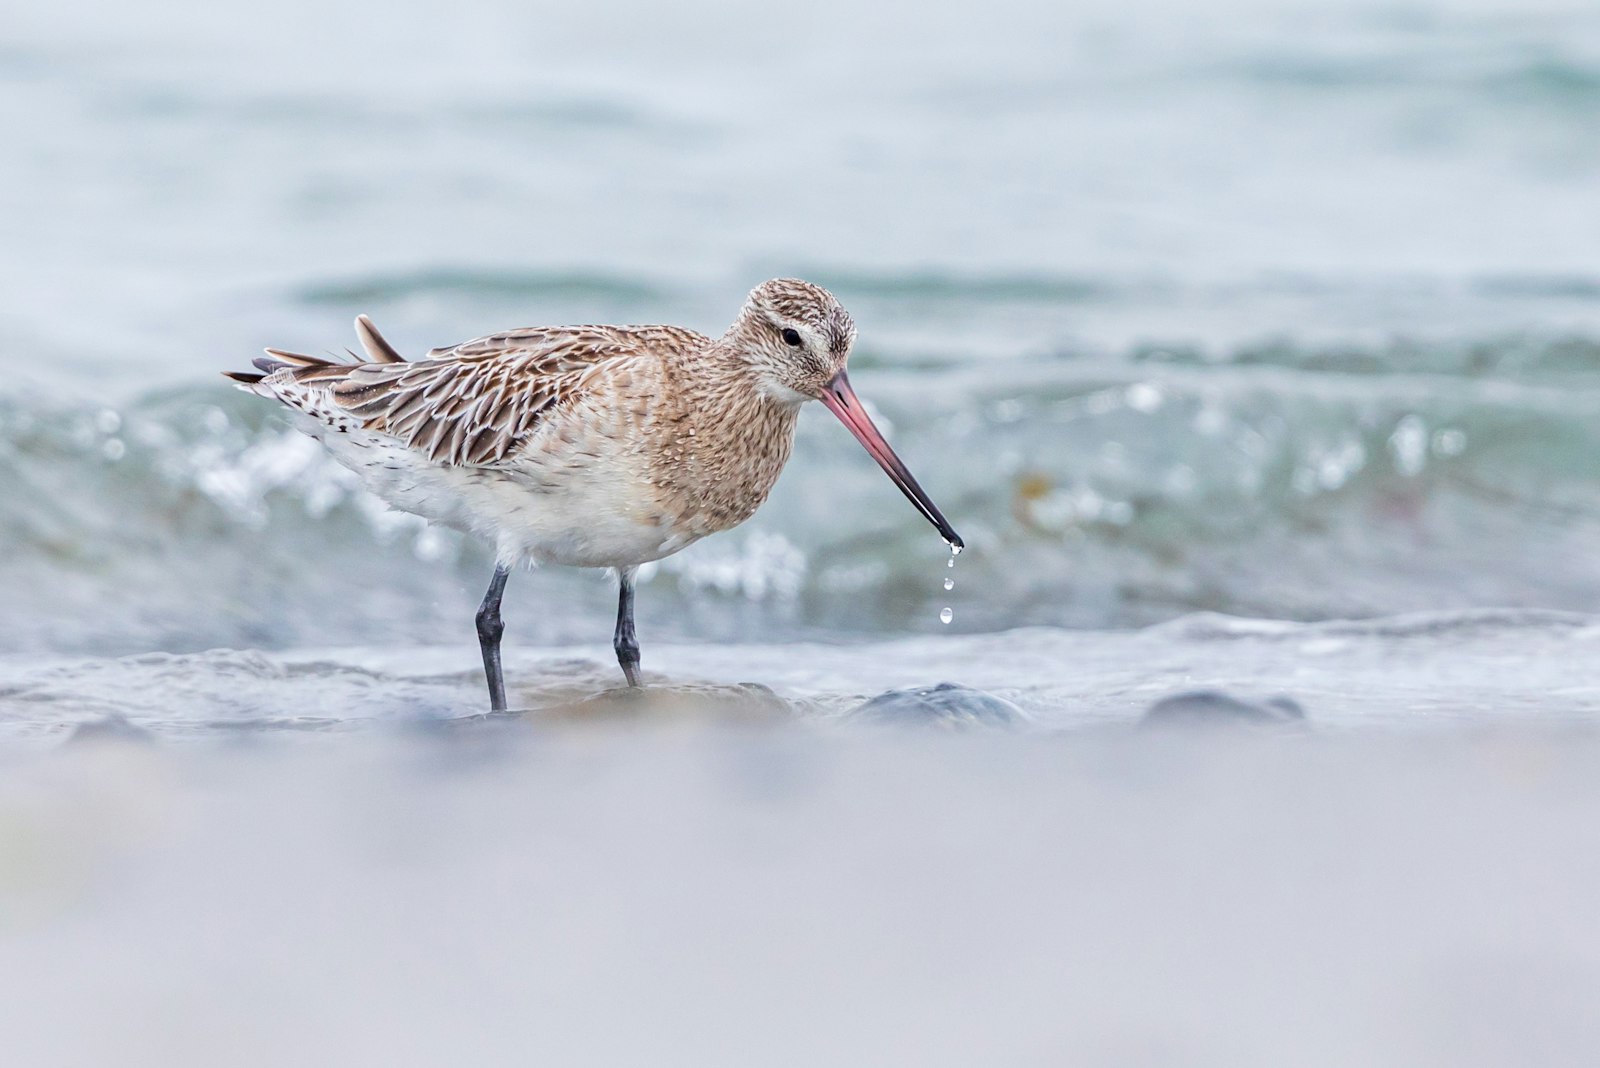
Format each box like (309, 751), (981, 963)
(7, 0), (1600, 655)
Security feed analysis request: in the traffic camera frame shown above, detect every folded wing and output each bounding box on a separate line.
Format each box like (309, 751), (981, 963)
(229, 319), (684, 468)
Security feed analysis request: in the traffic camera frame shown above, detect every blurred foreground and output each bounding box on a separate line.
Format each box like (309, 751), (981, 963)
(3, 614), (1600, 1065)
(4, 713), (1599, 1066)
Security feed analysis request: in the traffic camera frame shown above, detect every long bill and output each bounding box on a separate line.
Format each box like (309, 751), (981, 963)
(818, 370), (964, 552)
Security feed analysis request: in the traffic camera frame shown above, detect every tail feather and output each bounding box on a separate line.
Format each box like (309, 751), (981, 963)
(262, 347), (337, 367)
(227, 316), (405, 394)
(291, 363), (359, 384)
(248, 346), (358, 383)
(355, 314), (405, 363)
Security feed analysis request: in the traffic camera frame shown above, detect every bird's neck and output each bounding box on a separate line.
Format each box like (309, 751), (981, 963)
(653, 340), (802, 534)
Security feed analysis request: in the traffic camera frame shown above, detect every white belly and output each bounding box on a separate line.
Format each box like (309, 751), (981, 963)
(303, 418), (697, 570)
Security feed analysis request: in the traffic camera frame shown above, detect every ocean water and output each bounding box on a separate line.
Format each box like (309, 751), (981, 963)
(6, 0), (1600, 1062)
(6, 0), (1600, 652)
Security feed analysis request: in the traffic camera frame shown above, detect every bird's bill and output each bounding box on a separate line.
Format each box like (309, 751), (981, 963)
(818, 371), (964, 551)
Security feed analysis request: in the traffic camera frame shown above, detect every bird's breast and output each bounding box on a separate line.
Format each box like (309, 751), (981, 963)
(648, 400), (800, 537)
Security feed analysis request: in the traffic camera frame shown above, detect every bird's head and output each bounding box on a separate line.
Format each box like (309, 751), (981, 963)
(729, 277), (857, 405)
(725, 277), (963, 552)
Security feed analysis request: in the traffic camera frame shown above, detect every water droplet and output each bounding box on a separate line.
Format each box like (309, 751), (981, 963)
(950, 543), (963, 557)
(946, 556), (955, 568)
(939, 607), (953, 625)
(943, 577), (953, 591)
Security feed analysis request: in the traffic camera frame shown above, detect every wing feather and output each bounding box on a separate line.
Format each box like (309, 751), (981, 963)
(230, 320), (702, 467)
(320, 325), (684, 467)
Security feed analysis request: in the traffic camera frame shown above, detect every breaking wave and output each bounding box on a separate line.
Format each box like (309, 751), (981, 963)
(9, 328), (1600, 655)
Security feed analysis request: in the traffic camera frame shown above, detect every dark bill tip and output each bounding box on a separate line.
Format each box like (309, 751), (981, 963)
(818, 371), (964, 552)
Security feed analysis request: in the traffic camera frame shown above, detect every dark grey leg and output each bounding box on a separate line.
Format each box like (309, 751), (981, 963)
(475, 565), (511, 711)
(614, 567), (642, 688)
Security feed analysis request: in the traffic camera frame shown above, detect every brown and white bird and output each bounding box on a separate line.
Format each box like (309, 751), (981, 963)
(225, 278), (962, 710)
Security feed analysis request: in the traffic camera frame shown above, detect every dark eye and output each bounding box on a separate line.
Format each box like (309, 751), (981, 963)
(781, 327), (802, 347)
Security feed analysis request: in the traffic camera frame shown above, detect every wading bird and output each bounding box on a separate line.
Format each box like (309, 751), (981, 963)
(226, 279), (962, 710)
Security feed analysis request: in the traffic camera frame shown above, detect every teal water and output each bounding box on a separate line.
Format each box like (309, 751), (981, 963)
(6, 1), (1600, 653)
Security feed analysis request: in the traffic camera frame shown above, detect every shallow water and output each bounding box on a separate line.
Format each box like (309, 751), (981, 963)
(5, 610), (1600, 744)
(6, 0), (1600, 1061)
(7, 614), (1600, 1062)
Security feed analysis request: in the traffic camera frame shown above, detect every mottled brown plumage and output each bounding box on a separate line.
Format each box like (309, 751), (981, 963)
(225, 278), (960, 706)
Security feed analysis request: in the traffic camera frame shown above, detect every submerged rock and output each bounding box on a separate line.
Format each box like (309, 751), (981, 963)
(62, 714), (156, 746)
(850, 682), (1024, 729)
(540, 681), (794, 725)
(1140, 690), (1307, 730)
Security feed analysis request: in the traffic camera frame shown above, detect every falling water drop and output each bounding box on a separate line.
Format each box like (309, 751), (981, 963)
(938, 543), (961, 626)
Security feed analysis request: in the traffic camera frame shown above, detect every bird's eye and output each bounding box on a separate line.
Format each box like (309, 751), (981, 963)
(781, 327), (802, 347)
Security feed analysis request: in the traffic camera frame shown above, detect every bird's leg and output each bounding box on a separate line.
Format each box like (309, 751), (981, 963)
(475, 565), (511, 712)
(614, 567), (642, 688)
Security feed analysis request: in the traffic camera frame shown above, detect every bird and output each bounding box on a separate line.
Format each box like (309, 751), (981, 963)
(225, 278), (963, 711)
